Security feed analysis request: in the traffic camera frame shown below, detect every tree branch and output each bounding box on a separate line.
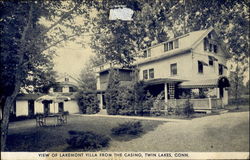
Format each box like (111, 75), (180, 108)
(19, 33), (82, 67)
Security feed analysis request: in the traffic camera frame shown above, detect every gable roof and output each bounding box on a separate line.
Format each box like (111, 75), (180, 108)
(56, 73), (80, 86)
(135, 27), (230, 66)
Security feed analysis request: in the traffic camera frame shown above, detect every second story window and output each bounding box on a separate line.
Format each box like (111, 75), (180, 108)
(213, 45), (217, 53)
(219, 64), (223, 75)
(149, 68), (154, 79)
(170, 63), (177, 75)
(204, 38), (208, 51)
(198, 61), (204, 74)
(54, 86), (62, 92)
(143, 70), (148, 80)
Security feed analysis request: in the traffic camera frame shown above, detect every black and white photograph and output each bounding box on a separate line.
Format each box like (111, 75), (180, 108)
(0, 0), (249, 159)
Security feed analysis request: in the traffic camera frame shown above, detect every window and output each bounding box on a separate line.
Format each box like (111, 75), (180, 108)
(208, 32), (212, 39)
(143, 50), (147, 58)
(198, 61), (203, 73)
(169, 41), (173, 50)
(149, 68), (154, 79)
(164, 41), (174, 52)
(174, 39), (179, 48)
(143, 49), (151, 58)
(204, 38), (208, 51)
(213, 45), (217, 53)
(209, 43), (213, 52)
(69, 87), (76, 92)
(170, 63), (177, 75)
(65, 78), (69, 82)
(209, 59), (214, 66)
(147, 49), (151, 57)
(219, 64), (223, 75)
(54, 86), (62, 92)
(143, 70), (148, 80)
(164, 43), (169, 51)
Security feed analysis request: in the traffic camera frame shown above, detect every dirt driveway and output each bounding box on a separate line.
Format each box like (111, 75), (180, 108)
(105, 111), (249, 152)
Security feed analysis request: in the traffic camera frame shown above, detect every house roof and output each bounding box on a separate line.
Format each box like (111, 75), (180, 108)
(16, 94), (44, 100)
(136, 27), (230, 66)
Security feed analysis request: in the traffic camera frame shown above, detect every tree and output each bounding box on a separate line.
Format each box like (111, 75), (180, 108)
(229, 56), (248, 109)
(0, 1), (92, 150)
(78, 62), (97, 91)
(105, 69), (121, 115)
(91, 0), (249, 66)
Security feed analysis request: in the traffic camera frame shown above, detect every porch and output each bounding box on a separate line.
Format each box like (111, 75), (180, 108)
(153, 98), (224, 114)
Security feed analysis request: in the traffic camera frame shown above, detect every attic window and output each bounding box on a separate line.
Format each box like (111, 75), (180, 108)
(65, 78), (69, 82)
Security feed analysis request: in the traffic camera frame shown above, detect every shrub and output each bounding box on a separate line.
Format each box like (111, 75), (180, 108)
(105, 69), (121, 115)
(77, 92), (100, 114)
(111, 121), (143, 136)
(67, 131), (110, 150)
(183, 99), (194, 117)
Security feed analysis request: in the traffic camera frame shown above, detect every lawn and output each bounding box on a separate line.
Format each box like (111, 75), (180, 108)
(6, 115), (164, 151)
(5, 111), (249, 152)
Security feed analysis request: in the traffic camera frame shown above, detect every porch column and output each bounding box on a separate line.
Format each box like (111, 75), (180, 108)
(216, 88), (220, 98)
(164, 83), (168, 103)
(99, 93), (103, 109)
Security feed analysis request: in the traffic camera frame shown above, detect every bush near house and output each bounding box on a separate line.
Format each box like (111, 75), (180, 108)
(183, 99), (194, 117)
(111, 121), (143, 136)
(77, 92), (100, 114)
(105, 69), (121, 115)
(67, 130), (110, 150)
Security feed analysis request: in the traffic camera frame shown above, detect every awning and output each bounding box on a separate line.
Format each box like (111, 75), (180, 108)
(199, 60), (208, 66)
(179, 79), (218, 88)
(144, 78), (185, 86)
(208, 55), (218, 61)
(36, 94), (71, 103)
(221, 64), (228, 69)
(179, 77), (230, 89)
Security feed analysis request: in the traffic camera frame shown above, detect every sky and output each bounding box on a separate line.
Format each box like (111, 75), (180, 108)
(53, 41), (94, 78)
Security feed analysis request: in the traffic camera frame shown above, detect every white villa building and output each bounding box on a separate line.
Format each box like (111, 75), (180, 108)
(13, 74), (80, 117)
(95, 28), (230, 113)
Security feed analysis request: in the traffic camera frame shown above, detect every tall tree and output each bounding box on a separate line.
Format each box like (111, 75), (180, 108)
(0, 0), (92, 150)
(91, 0), (249, 65)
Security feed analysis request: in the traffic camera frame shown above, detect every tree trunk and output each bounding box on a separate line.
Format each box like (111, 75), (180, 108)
(1, 80), (21, 151)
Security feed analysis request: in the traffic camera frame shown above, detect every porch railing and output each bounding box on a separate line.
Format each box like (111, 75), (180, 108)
(154, 98), (223, 111)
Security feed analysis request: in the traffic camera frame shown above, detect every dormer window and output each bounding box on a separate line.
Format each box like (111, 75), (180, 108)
(143, 49), (151, 58)
(164, 40), (178, 52)
(164, 43), (169, 52)
(174, 39), (179, 48)
(169, 41), (173, 50)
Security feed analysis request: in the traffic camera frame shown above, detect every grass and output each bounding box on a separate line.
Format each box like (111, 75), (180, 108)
(6, 115), (164, 152)
(225, 104), (249, 112)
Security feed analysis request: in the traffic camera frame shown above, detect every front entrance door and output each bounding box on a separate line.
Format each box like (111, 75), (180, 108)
(43, 101), (50, 115)
(58, 102), (64, 113)
(28, 100), (35, 116)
